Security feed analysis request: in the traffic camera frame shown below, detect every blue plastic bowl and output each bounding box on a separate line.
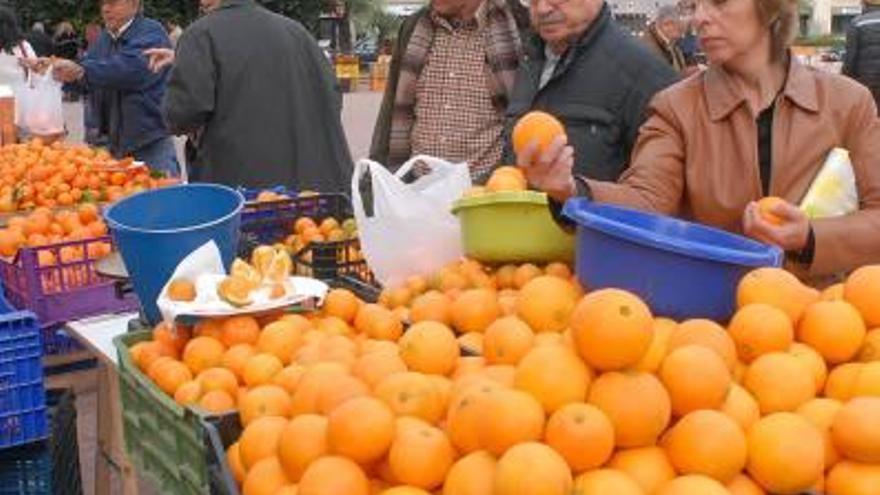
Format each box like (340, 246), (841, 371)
(562, 199), (784, 321)
(105, 184), (244, 324)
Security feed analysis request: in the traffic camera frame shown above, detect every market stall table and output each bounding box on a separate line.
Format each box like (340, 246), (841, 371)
(65, 312), (141, 495)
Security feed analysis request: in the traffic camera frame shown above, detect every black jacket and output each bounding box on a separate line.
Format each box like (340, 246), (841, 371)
(843, 6), (880, 111)
(503, 5), (677, 181)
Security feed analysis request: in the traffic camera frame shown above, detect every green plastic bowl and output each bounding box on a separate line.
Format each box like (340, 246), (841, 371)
(452, 191), (575, 264)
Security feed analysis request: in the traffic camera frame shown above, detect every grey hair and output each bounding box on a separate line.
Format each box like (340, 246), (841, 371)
(656, 5), (681, 23)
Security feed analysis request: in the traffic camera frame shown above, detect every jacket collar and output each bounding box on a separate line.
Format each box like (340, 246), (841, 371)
(704, 54), (819, 121)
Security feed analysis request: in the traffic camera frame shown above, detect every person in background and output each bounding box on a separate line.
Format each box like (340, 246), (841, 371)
(503, 0), (677, 182)
(369, 0), (530, 182)
(519, 0), (880, 279)
(843, 0), (880, 110)
(641, 5), (687, 73)
(166, 19), (183, 48)
(51, 0), (179, 176)
(159, 0), (352, 190)
(26, 22), (54, 57)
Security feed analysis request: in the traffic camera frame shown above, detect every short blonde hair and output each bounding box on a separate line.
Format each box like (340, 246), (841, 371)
(755, 0), (799, 60)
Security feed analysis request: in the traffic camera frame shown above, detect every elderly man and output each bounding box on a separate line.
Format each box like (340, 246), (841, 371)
(642, 5), (687, 73)
(504, 0), (677, 181)
(162, 0), (352, 190)
(370, 0), (530, 181)
(52, 0), (178, 175)
(844, 0), (880, 110)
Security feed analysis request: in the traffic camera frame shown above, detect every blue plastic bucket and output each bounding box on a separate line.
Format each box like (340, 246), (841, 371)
(105, 184), (244, 324)
(562, 199), (784, 322)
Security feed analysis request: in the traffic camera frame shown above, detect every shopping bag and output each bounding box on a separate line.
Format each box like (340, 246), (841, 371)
(352, 155), (472, 287)
(15, 68), (64, 136)
(800, 148), (858, 219)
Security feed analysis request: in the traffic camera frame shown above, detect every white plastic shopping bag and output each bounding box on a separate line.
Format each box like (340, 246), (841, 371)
(352, 155), (472, 287)
(15, 68), (64, 136)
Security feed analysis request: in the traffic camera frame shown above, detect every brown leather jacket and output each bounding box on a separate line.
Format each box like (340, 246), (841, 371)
(587, 59), (880, 277)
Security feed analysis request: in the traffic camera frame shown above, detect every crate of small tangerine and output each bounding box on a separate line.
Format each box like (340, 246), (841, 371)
(0, 204), (138, 326)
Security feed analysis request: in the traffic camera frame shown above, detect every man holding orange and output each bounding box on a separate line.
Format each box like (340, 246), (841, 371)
(502, 0), (676, 181)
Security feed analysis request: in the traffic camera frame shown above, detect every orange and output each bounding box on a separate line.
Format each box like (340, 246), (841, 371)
(513, 345), (591, 414)
(327, 397), (395, 464)
(587, 371), (671, 448)
(607, 447), (676, 495)
(198, 390), (236, 414)
(409, 291), (453, 325)
(656, 475), (730, 495)
(756, 196), (786, 225)
(388, 419), (455, 489)
(182, 337), (225, 376)
(544, 402), (614, 472)
(167, 278), (196, 302)
(451, 289), (502, 334)
(571, 469), (643, 495)
(831, 397), (880, 463)
(857, 328), (880, 362)
(570, 289), (653, 371)
(798, 301), (867, 364)
(297, 456), (370, 495)
(243, 353), (284, 387)
(483, 316), (535, 365)
(513, 263), (543, 290)
(239, 415), (288, 470)
(221, 316), (261, 347)
(494, 442), (572, 495)
(737, 267), (819, 323)
(796, 398), (844, 469)
(197, 367), (238, 397)
(511, 111), (567, 155)
(173, 380), (202, 406)
(726, 474), (767, 495)
(720, 383), (761, 431)
(515, 276), (579, 333)
(443, 450), (497, 495)
(398, 321), (459, 375)
(278, 414), (329, 481)
(728, 304), (794, 363)
(479, 388), (546, 456)
(375, 372), (444, 424)
(221, 344), (256, 384)
(227, 442), (246, 484)
(660, 345), (732, 416)
(746, 413), (824, 494)
(242, 457), (288, 495)
(634, 318), (677, 373)
(153, 360), (193, 396)
(668, 319), (738, 371)
(826, 460), (880, 495)
(352, 352), (407, 390)
(239, 384), (292, 426)
(844, 265), (880, 327)
(825, 363), (865, 401)
(744, 352), (816, 414)
(663, 409), (747, 483)
(256, 320), (302, 365)
(789, 342), (829, 393)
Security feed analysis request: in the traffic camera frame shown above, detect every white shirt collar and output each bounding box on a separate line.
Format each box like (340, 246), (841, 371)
(110, 18), (135, 40)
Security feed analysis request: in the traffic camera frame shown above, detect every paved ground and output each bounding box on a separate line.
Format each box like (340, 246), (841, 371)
(63, 90), (383, 495)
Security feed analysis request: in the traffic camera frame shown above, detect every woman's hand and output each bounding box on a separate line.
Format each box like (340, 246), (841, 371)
(516, 135), (577, 203)
(743, 200), (811, 252)
(144, 48), (175, 72)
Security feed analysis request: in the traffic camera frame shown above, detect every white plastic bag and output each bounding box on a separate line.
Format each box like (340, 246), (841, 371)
(15, 68), (64, 136)
(352, 155), (472, 287)
(800, 148), (858, 219)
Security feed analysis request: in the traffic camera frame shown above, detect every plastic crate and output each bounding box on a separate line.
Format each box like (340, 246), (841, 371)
(0, 293), (46, 450)
(0, 236), (139, 329)
(115, 330), (236, 495)
(0, 388), (83, 495)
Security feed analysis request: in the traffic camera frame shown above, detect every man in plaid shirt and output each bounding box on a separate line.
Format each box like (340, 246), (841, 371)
(370, 0), (530, 182)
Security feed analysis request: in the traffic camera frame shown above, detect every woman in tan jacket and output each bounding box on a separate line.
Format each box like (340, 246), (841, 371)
(518, 0), (880, 278)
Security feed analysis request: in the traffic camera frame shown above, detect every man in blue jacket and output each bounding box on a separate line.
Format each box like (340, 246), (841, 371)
(52, 0), (178, 176)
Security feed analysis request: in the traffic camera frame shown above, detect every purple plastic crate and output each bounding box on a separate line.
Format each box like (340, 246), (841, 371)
(0, 236), (139, 328)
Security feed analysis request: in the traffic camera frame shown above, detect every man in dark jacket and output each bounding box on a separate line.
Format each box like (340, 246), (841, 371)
(53, 0), (178, 175)
(162, 0), (352, 191)
(505, 0), (677, 181)
(641, 5), (687, 73)
(844, 0), (880, 110)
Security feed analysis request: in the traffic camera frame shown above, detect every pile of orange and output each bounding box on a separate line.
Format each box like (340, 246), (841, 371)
(0, 139), (177, 213)
(130, 262), (880, 495)
(0, 203), (111, 263)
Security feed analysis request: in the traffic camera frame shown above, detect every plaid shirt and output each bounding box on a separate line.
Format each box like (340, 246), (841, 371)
(411, 9), (506, 180)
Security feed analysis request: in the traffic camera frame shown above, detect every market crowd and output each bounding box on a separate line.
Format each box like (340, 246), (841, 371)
(0, 0), (879, 279)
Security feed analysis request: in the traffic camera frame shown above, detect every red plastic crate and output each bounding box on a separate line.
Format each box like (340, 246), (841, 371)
(0, 237), (138, 328)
